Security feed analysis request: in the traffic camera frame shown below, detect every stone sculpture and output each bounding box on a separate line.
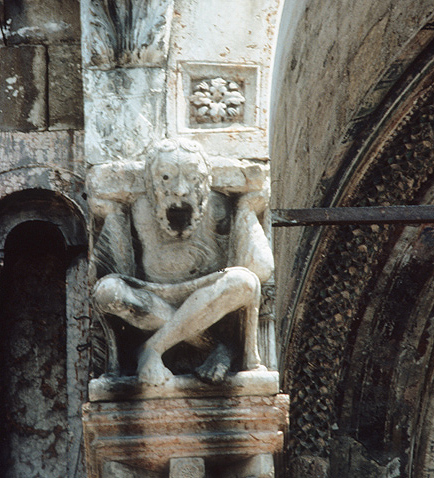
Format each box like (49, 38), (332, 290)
(91, 138), (274, 386)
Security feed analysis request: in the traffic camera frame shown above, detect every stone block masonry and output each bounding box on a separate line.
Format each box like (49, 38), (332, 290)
(0, 44), (83, 132)
(0, 45), (47, 131)
(48, 43), (83, 130)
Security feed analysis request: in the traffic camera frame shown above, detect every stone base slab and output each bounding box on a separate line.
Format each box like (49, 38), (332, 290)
(82, 393), (289, 477)
(88, 370), (280, 402)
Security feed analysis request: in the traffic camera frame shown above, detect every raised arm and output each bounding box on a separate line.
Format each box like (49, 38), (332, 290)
(229, 190), (274, 284)
(88, 197), (135, 284)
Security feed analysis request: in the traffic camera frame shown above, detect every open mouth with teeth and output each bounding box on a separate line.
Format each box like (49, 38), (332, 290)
(166, 203), (193, 232)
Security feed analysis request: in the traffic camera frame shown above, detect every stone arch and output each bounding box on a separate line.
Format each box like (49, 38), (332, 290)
(0, 187), (87, 254)
(270, 4), (434, 476)
(0, 188), (90, 477)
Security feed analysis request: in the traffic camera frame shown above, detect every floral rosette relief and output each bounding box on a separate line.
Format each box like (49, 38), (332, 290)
(189, 78), (246, 125)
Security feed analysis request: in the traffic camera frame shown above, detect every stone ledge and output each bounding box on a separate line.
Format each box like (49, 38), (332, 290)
(82, 393), (289, 476)
(89, 370), (280, 402)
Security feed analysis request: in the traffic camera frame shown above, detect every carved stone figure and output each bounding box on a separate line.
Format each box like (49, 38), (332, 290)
(90, 138), (273, 385)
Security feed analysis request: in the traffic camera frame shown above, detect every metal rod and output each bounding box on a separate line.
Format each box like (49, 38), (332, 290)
(272, 205), (434, 227)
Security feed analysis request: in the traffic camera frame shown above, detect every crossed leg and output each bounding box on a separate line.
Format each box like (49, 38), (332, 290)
(137, 267), (263, 385)
(93, 267), (264, 385)
(93, 275), (176, 331)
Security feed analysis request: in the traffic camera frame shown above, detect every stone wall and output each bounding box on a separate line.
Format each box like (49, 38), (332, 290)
(0, 2), (89, 477)
(5, 0), (434, 476)
(0, 0), (82, 131)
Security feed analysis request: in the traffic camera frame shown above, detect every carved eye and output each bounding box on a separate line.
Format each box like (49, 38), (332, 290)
(163, 174), (169, 180)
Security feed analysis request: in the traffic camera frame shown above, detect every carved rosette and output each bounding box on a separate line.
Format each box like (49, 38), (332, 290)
(86, 0), (173, 69)
(189, 78), (245, 125)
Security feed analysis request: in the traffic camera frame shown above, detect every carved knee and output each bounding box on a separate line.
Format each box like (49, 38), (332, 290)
(226, 267), (260, 302)
(93, 276), (123, 313)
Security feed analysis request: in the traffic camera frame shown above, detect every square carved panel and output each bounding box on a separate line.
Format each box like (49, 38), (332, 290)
(177, 62), (259, 132)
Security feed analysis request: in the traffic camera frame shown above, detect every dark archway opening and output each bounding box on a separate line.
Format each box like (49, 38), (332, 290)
(0, 221), (69, 477)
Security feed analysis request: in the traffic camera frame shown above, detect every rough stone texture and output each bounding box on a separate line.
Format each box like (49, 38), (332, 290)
(0, 130), (87, 212)
(81, 0), (173, 69)
(83, 394), (289, 477)
(223, 454), (275, 478)
(89, 139), (273, 385)
(289, 456), (329, 478)
(48, 43), (83, 130)
(2, 0), (80, 44)
(282, 66), (434, 466)
(66, 256), (91, 478)
(104, 462), (159, 478)
(271, 1), (434, 324)
(170, 458), (205, 478)
(80, 2), (286, 476)
(0, 130), (84, 174)
(86, 157), (269, 201)
(329, 437), (400, 478)
(0, 222), (68, 477)
(0, 190), (87, 253)
(270, 2), (434, 476)
(167, 0), (281, 160)
(270, 5), (434, 476)
(0, 127), (89, 477)
(0, 214), (89, 478)
(83, 68), (166, 165)
(0, 45), (47, 131)
(0, 1), (83, 132)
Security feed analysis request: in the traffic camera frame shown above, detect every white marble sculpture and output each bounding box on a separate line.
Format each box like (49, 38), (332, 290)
(91, 138), (273, 386)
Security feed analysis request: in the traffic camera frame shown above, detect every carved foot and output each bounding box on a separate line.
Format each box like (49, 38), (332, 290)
(246, 362), (268, 372)
(195, 343), (233, 384)
(245, 352), (267, 373)
(137, 346), (174, 385)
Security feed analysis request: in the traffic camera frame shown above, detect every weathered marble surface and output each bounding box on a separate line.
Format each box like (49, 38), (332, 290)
(83, 68), (166, 165)
(0, 46), (46, 131)
(166, 0), (282, 159)
(90, 138), (273, 386)
(87, 156), (270, 200)
(170, 458), (205, 478)
(81, 0), (173, 69)
(89, 370), (279, 402)
(80, 2), (286, 477)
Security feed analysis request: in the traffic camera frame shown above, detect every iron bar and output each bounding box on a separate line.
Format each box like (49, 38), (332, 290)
(272, 205), (434, 227)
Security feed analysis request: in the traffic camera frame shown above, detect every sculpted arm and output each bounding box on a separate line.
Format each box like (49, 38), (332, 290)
(89, 197), (135, 283)
(229, 190), (274, 283)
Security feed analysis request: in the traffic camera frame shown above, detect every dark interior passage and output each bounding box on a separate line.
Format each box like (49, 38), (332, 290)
(0, 221), (68, 478)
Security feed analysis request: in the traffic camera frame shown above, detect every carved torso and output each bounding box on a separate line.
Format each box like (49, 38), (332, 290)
(132, 191), (231, 284)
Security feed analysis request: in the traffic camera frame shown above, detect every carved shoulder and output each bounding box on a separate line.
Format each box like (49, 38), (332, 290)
(131, 196), (155, 228)
(228, 194), (274, 283)
(208, 191), (232, 237)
